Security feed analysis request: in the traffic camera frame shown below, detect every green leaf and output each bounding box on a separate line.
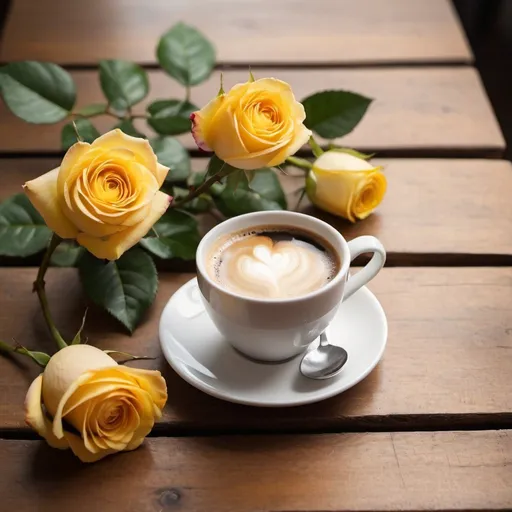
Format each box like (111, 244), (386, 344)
(147, 99), (197, 135)
(115, 119), (146, 138)
(173, 186), (212, 213)
(103, 350), (155, 364)
(0, 340), (51, 367)
(214, 168), (287, 217)
(76, 103), (107, 117)
(140, 210), (200, 260)
(20, 348), (51, 367)
(206, 154), (226, 178)
(150, 137), (190, 183)
(226, 171), (245, 191)
(248, 169), (287, 208)
(0, 194), (51, 257)
(302, 90), (372, 139)
(61, 118), (100, 149)
(157, 23), (216, 86)
(244, 170), (255, 183)
(187, 156), (240, 199)
(188, 171), (224, 196)
(188, 172), (205, 187)
(99, 60), (149, 111)
(206, 155), (239, 179)
(17, 346), (51, 367)
(0, 61), (75, 123)
(71, 309), (88, 345)
(50, 241), (85, 267)
(79, 248), (158, 333)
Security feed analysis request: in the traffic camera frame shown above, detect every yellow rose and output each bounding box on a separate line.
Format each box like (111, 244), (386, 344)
(25, 344), (167, 463)
(23, 129), (171, 260)
(306, 150), (387, 222)
(191, 77), (311, 170)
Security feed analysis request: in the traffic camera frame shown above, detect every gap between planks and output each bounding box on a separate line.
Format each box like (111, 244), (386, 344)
(2, 412), (512, 441)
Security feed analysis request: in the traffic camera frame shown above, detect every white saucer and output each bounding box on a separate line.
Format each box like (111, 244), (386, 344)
(159, 278), (387, 407)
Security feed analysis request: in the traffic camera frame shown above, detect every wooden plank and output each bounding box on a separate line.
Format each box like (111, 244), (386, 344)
(2, 158), (512, 263)
(2, 431), (512, 511)
(1, 267), (511, 432)
(0, 68), (504, 156)
(0, 0), (472, 65)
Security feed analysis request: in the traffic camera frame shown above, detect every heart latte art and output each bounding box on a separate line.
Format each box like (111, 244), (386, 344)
(210, 231), (337, 299)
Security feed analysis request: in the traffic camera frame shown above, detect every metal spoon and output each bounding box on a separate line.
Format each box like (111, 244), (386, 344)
(300, 331), (348, 380)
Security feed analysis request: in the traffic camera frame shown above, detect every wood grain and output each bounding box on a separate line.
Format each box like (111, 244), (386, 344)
(2, 431), (512, 511)
(0, 0), (472, 65)
(2, 158), (512, 263)
(0, 68), (504, 156)
(1, 267), (511, 432)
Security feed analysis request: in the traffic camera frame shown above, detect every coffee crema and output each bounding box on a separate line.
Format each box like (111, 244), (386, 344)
(207, 226), (340, 299)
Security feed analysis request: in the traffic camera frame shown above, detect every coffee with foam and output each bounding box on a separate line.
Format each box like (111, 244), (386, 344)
(207, 226), (340, 299)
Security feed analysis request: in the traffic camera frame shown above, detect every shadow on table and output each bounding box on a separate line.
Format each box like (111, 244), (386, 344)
(158, 358), (383, 436)
(29, 441), (154, 476)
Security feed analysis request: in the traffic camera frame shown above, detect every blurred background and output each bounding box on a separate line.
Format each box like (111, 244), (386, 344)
(454, 0), (512, 159)
(0, 0), (510, 157)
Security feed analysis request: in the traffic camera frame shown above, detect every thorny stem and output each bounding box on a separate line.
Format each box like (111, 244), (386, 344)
(0, 340), (49, 368)
(208, 208), (225, 223)
(34, 234), (68, 350)
(170, 173), (224, 209)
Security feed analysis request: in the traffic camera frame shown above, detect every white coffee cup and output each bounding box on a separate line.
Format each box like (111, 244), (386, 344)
(196, 211), (385, 362)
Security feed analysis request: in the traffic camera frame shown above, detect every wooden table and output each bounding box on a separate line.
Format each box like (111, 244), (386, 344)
(1, 1), (511, 511)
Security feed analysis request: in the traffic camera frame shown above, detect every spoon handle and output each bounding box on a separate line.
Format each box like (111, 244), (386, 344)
(319, 331), (329, 347)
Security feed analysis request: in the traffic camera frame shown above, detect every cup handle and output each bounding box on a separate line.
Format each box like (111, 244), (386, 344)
(343, 236), (386, 301)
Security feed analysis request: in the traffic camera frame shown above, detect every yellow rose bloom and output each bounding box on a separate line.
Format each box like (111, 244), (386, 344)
(191, 77), (311, 170)
(23, 129), (171, 260)
(25, 344), (167, 463)
(306, 150), (387, 222)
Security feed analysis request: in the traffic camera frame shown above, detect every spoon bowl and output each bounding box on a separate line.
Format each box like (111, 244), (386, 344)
(300, 331), (348, 380)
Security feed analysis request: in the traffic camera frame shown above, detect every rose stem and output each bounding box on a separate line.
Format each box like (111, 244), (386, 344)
(208, 208), (225, 223)
(308, 136), (324, 158)
(34, 234), (68, 350)
(286, 156), (313, 171)
(0, 340), (49, 368)
(170, 173), (224, 209)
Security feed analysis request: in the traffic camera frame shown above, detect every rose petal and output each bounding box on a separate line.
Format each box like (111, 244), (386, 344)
(155, 163), (170, 188)
(91, 130), (159, 177)
(23, 168), (78, 239)
(77, 191), (171, 260)
(61, 382), (141, 429)
(249, 77), (294, 94)
(24, 375), (69, 450)
(266, 124), (311, 167)
(206, 105), (249, 163)
(91, 399), (133, 451)
(191, 95), (225, 152)
(80, 401), (101, 454)
(62, 181), (126, 237)
(63, 431), (117, 463)
(56, 142), (91, 194)
(52, 371), (96, 439)
(125, 435), (146, 452)
(352, 171), (387, 220)
(42, 345), (117, 419)
(120, 367), (168, 411)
